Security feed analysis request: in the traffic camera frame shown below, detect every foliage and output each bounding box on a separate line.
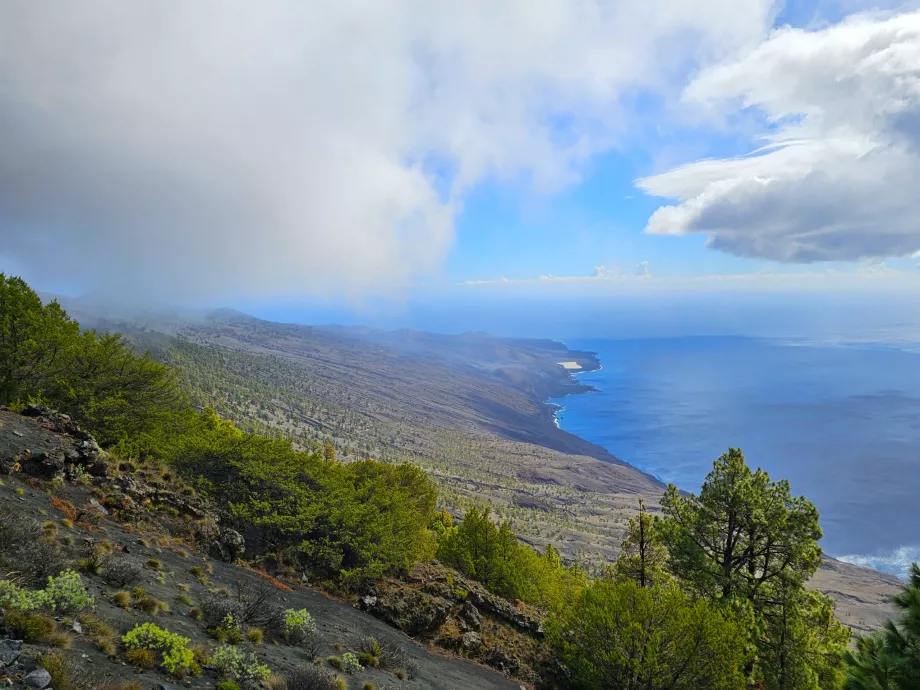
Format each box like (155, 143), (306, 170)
(436, 506), (584, 609)
(0, 274), (187, 442)
(122, 622), (195, 676)
(42, 570), (94, 613)
(161, 409), (438, 577)
(547, 578), (748, 690)
(845, 563), (920, 689)
(340, 653), (362, 674)
(0, 571), (92, 613)
(0, 274), (79, 406)
(660, 448), (848, 689)
(610, 498), (667, 588)
(284, 608), (318, 645)
(212, 645), (272, 682)
(3, 608), (56, 642)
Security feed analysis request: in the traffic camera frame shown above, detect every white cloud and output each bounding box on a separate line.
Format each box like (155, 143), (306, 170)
(0, 0), (774, 300)
(639, 10), (920, 263)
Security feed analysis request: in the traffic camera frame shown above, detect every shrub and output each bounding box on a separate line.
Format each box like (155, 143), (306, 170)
(122, 622), (195, 676)
(247, 627), (264, 644)
(373, 637), (417, 678)
(340, 653), (362, 674)
(327, 656), (341, 670)
(284, 608), (318, 646)
(49, 496), (78, 520)
(102, 560), (143, 587)
(209, 613), (244, 644)
(0, 580), (38, 610)
(547, 579), (747, 690)
(113, 590), (133, 609)
(3, 608), (56, 642)
(48, 630), (72, 648)
(362, 683), (376, 690)
(217, 683), (241, 690)
(358, 636), (381, 658)
(124, 647), (157, 668)
(357, 652), (378, 668)
(0, 510), (68, 586)
(35, 650), (94, 690)
(43, 570), (94, 613)
(203, 593), (246, 628)
(136, 595), (167, 615)
(212, 645), (271, 682)
(189, 606), (203, 620)
(285, 665), (341, 690)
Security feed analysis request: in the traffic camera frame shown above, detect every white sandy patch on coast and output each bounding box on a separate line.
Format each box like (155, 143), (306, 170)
(558, 361), (582, 370)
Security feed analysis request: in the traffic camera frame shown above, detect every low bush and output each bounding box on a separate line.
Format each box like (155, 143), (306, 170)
(339, 652), (362, 674)
(247, 627), (264, 644)
(212, 645), (271, 682)
(42, 570), (94, 613)
(203, 593), (246, 629)
(3, 608), (56, 642)
(285, 664), (342, 690)
(216, 682), (241, 690)
(35, 650), (94, 690)
(122, 622), (195, 676)
(76, 542), (113, 574)
(124, 647), (157, 668)
(102, 560), (143, 587)
(284, 608), (318, 648)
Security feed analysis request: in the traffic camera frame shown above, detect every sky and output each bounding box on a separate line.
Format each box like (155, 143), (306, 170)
(2, 0), (920, 326)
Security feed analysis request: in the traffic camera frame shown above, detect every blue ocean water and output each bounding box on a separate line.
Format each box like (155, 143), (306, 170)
(549, 336), (920, 578)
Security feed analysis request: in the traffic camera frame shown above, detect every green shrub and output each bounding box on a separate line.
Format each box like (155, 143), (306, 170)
(283, 608), (317, 645)
(124, 647), (157, 668)
(212, 645), (271, 682)
(122, 623), (194, 676)
(436, 507), (584, 609)
(42, 570), (94, 613)
(216, 683), (241, 690)
(547, 579), (747, 690)
(340, 653), (362, 674)
(358, 652), (378, 668)
(209, 613), (244, 644)
(1, 571), (95, 613)
(3, 608), (56, 642)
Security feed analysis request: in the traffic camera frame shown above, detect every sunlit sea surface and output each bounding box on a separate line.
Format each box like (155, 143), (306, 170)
(549, 336), (920, 578)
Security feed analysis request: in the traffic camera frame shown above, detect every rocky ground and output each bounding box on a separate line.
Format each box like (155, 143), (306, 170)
(0, 408), (532, 690)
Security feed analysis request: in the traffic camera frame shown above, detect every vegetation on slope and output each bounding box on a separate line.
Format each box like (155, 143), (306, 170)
(0, 273), (909, 689)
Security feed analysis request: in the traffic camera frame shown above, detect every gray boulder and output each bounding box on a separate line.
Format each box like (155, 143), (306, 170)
(24, 669), (52, 689)
(0, 639), (22, 666)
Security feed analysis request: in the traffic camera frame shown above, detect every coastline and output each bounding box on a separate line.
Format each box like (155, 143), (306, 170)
(524, 342), (665, 489)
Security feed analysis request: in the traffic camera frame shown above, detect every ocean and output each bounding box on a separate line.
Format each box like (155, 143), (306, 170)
(548, 336), (920, 578)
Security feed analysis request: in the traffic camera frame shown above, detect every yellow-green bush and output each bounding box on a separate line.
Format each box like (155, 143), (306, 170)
(122, 623), (194, 676)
